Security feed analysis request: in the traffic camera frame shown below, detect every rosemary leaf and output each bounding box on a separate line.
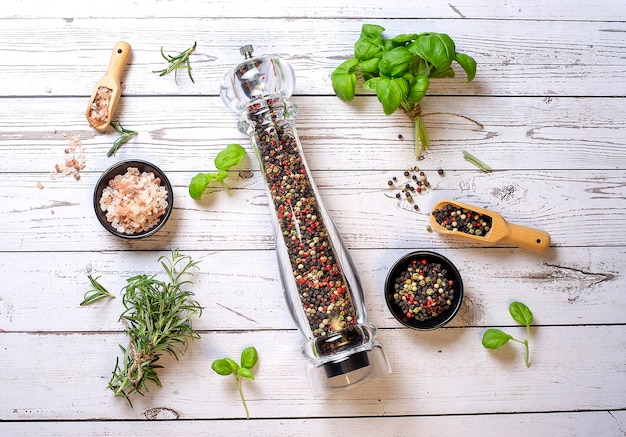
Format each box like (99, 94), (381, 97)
(108, 121), (138, 157)
(153, 42), (197, 84)
(463, 150), (493, 172)
(80, 275), (116, 306)
(106, 250), (202, 405)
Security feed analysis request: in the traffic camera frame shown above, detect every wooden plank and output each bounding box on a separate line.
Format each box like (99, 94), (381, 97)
(0, 327), (625, 420)
(1, 410), (625, 437)
(0, 246), (622, 331)
(0, 169), (623, 251)
(0, 19), (625, 97)
(1, 96), (624, 172)
(3, 0), (624, 21)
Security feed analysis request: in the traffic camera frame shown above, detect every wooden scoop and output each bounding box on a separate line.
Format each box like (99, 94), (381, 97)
(86, 41), (131, 131)
(430, 199), (550, 252)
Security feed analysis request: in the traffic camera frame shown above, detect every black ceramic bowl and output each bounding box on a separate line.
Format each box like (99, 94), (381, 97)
(93, 160), (173, 239)
(385, 251), (463, 330)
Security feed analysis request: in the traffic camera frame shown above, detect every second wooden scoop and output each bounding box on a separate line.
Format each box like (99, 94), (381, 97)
(430, 199), (550, 252)
(86, 41), (132, 131)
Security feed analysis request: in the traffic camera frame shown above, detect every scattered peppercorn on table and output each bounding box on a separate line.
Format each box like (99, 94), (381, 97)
(1, 1), (625, 436)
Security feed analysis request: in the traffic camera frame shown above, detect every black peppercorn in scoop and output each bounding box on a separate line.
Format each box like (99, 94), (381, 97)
(430, 199), (550, 253)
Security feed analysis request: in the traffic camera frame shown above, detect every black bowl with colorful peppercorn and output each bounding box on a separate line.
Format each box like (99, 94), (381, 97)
(385, 251), (463, 330)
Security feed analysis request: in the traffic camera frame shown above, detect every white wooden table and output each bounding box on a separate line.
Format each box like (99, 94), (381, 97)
(1, 1), (625, 435)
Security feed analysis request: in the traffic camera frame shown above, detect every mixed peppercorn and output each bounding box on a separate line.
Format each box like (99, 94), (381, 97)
(246, 97), (357, 340)
(431, 203), (493, 236)
(386, 166), (445, 211)
(391, 257), (457, 322)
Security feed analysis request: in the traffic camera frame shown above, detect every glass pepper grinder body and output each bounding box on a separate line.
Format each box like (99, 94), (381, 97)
(220, 46), (391, 396)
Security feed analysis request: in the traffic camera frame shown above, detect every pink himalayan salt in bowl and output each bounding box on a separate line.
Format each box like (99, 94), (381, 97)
(93, 160), (173, 239)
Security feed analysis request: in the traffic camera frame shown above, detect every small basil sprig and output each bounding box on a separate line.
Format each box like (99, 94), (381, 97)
(331, 24), (477, 157)
(482, 302), (534, 367)
(189, 144), (246, 200)
(212, 346), (258, 419)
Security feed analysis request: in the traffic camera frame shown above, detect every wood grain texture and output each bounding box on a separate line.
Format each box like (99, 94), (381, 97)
(1, 411), (625, 436)
(0, 170), (623, 250)
(1, 327), (625, 419)
(0, 19), (625, 97)
(0, 246), (622, 331)
(0, 0), (625, 434)
(1, 96), (624, 172)
(4, 0), (626, 20)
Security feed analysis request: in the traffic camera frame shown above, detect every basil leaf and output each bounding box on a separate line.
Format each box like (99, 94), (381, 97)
(241, 346), (258, 369)
(237, 368), (255, 380)
(430, 67), (455, 79)
(354, 38), (383, 61)
(360, 23), (385, 39)
(509, 302), (533, 327)
(409, 33), (456, 72)
(224, 357), (240, 371)
(359, 57), (381, 74)
(362, 77), (380, 91)
(414, 57), (431, 77)
(215, 143), (245, 170)
(388, 33), (418, 45)
(407, 75), (429, 104)
(455, 52), (477, 81)
(384, 34), (418, 51)
(211, 347), (259, 419)
(189, 173), (211, 200)
(481, 329), (513, 349)
(216, 168), (229, 182)
(211, 359), (234, 376)
(375, 77), (408, 115)
(378, 46), (413, 78)
(331, 58), (359, 101)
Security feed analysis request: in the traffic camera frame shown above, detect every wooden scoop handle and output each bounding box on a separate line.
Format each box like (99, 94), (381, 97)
(502, 223), (551, 253)
(105, 41), (132, 81)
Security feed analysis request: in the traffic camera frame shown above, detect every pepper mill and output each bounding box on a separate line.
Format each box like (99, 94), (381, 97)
(220, 45), (391, 396)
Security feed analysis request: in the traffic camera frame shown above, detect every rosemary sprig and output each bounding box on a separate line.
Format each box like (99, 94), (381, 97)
(153, 41), (197, 84)
(107, 121), (138, 157)
(80, 274), (116, 306)
(463, 150), (493, 172)
(106, 250), (203, 406)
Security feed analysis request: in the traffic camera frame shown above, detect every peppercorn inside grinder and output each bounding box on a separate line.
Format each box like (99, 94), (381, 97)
(220, 46), (391, 396)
